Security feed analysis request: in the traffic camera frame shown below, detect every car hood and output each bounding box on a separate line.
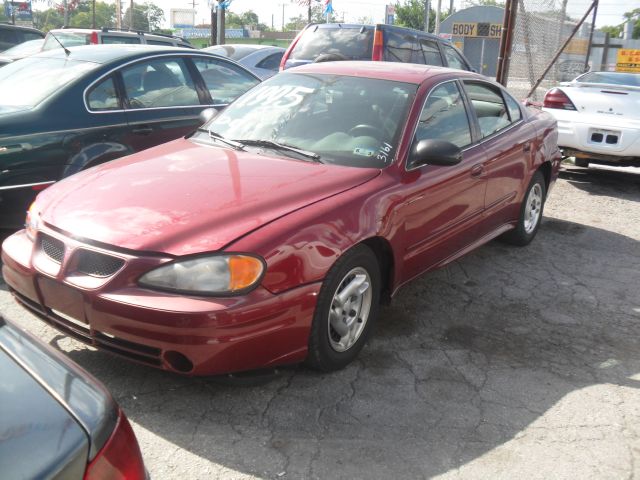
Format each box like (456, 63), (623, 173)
(38, 138), (380, 255)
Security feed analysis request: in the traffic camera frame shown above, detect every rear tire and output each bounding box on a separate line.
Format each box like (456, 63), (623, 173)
(501, 171), (546, 246)
(306, 245), (381, 372)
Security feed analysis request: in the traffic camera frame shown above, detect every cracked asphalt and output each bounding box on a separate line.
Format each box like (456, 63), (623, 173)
(1, 164), (639, 479)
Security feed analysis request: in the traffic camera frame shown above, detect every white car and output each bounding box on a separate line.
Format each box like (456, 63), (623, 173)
(542, 71), (640, 167)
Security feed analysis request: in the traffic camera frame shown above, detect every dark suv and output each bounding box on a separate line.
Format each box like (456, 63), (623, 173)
(0, 23), (44, 51)
(281, 23), (473, 72)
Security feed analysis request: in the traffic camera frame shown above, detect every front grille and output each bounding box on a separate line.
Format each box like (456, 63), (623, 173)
(76, 249), (125, 277)
(40, 234), (65, 263)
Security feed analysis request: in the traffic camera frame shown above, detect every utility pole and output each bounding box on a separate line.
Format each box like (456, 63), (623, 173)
(63, 0), (69, 27)
(216, 3), (225, 45)
(424, 0), (430, 33)
(92, 0), (96, 28)
(116, 0), (122, 28)
(435, 0), (442, 34)
(211, 4), (217, 45)
(129, 0), (133, 29)
(282, 4), (285, 32)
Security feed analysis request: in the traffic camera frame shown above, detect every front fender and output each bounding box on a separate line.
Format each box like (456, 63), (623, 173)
(226, 173), (401, 295)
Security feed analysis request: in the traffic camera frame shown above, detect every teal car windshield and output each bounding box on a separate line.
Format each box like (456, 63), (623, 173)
(0, 57), (98, 107)
(203, 73), (416, 168)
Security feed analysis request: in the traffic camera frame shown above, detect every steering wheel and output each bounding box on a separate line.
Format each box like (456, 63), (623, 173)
(348, 124), (382, 138)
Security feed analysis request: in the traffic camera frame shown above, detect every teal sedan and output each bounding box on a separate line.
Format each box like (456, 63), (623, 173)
(0, 44), (260, 228)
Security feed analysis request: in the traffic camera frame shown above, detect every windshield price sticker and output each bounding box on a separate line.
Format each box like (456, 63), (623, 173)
(234, 85), (315, 109)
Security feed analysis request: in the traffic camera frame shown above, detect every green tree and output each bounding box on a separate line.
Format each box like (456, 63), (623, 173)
(34, 8), (65, 31)
(285, 4), (325, 30)
(394, 0), (452, 32)
(122, 2), (164, 31)
(600, 8), (640, 40)
(69, 2), (115, 28)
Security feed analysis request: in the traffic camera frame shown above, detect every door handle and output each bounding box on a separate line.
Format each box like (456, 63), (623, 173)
(470, 164), (484, 178)
(523, 142), (531, 152)
(132, 126), (153, 136)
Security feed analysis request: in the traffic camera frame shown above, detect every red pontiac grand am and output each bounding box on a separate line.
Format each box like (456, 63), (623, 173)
(2, 62), (561, 376)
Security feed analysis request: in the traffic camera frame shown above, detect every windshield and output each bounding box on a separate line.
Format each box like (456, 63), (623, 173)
(291, 26), (374, 61)
(201, 73), (416, 168)
(576, 72), (640, 87)
(0, 57), (98, 107)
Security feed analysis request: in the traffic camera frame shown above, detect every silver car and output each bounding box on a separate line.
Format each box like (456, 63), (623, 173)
(202, 44), (284, 79)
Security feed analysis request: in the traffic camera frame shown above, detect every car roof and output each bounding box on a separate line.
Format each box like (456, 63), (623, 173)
(28, 44), (207, 64)
(287, 60), (480, 84)
(0, 23), (43, 34)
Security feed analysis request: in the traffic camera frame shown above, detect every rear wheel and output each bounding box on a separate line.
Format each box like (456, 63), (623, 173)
(501, 171), (546, 246)
(306, 245), (381, 372)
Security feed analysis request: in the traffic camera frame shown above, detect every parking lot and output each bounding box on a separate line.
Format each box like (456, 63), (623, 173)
(1, 164), (639, 479)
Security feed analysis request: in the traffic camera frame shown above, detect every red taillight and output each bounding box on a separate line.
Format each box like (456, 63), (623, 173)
(84, 412), (146, 480)
(372, 28), (384, 61)
(89, 31), (99, 44)
(280, 27), (305, 71)
(543, 88), (576, 110)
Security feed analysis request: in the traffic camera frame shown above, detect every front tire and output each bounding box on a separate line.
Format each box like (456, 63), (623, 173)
(501, 171), (546, 246)
(306, 245), (381, 372)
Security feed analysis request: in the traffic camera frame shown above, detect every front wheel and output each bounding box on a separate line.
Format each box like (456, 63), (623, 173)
(306, 245), (381, 372)
(500, 171), (546, 246)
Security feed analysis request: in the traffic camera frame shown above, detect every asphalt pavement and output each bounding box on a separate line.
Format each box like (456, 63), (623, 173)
(1, 164), (639, 479)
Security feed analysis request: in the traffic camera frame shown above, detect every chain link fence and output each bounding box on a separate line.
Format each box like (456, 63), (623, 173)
(505, 0), (595, 100)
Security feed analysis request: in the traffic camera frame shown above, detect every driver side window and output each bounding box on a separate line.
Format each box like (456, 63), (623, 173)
(415, 81), (472, 148)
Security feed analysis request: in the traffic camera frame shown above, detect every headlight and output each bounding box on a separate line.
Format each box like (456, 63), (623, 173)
(138, 254), (265, 295)
(25, 203), (40, 241)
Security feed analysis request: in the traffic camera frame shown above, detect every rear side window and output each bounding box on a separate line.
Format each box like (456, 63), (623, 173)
(0, 29), (17, 51)
(21, 31), (44, 42)
(121, 57), (199, 108)
(384, 31), (415, 63)
(464, 82), (511, 137)
(102, 35), (141, 44)
(87, 77), (120, 111)
(192, 58), (259, 104)
(257, 52), (284, 71)
(419, 39), (443, 66)
(442, 44), (468, 71)
(290, 27), (373, 61)
(504, 92), (522, 122)
(415, 81), (471, 149)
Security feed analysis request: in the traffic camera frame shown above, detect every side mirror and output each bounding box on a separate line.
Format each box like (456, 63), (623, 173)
(199, 107), (219, 125)
(408, 139), (463, 169)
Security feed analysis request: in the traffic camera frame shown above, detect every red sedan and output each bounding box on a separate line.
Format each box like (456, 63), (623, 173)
(2, 62), (561, 376)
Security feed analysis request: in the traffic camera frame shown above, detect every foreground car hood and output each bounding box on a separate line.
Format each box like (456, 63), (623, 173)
(38, 138), (379, 255)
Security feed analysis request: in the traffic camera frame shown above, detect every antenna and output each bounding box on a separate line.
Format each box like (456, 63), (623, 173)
(48, 31), (71, 56)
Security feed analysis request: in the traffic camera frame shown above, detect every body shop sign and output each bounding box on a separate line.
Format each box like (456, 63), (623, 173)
(452, 22), (502, 38)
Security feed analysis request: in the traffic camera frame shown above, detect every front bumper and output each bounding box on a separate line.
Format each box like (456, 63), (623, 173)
(2, 229), (321, 376)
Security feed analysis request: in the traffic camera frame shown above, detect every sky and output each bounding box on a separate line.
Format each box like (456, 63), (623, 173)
(176, 0), (631, 30)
